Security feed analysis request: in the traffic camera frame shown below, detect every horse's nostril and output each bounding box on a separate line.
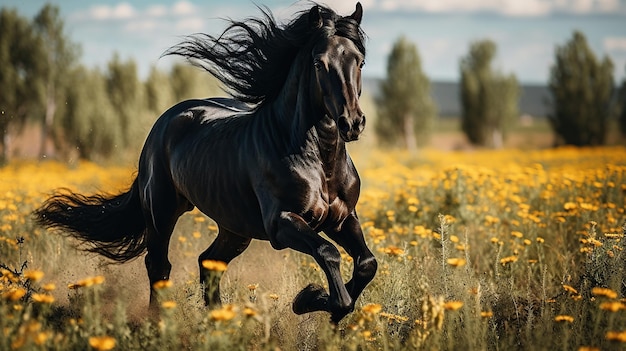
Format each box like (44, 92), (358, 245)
(359, 115), (366, 129)
(337, 117), (350, 133)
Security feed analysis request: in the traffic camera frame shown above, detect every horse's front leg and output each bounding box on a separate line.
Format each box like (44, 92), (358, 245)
(269, 212), (352, 322)
(324, 212), (377, 321)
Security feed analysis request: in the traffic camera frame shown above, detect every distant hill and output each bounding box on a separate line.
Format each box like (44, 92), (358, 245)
(363, 78), (550, 118)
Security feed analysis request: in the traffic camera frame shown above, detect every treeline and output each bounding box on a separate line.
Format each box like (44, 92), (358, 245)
(0, 5), (221, 164)
(376, 33), (626, 149)
(3, 4), (626, 164)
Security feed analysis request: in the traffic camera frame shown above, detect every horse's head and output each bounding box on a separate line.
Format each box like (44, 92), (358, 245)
(310, 3), (366, 142)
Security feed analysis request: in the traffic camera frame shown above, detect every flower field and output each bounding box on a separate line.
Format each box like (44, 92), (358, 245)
(1, 146), (625, 350)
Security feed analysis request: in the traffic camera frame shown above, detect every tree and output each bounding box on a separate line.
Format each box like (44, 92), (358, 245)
(376, 36), (436, 150)
(145, 65), (175, 115)
(105, 53), (150, 151)
(33, 4), (80, 158)
(0, 8), (42, 163)
(548, 31), (614, 146)
(460, 40), (520, 148)
(169, 63), (223, 102)
(60, 66), (121, 160)
(615, 65), (626, 140)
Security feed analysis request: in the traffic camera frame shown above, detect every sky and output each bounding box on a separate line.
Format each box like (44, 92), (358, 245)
(3, 0), (626, 84)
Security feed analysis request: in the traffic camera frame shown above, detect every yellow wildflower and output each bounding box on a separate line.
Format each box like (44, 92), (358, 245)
(88, 336), (116, 351)
(362, 303), (382, 314)
(554, 315), (574, 323)
(606, 330), (626, 342)
(446, 258), (467, 267)
(562, 284), (578, 294)
(592, 287), (618, 299)
(3, 287), (26, 301)
(32, 293), (55, 304)
(599, 301), (626, 312)
(210, 304), (237, 321)
(443, 301), (463, 311)
(153, 280), (173, 289)
(161, 300), (177, 309)
(24, 269), (45, 282)
(202, 260), (228, 272)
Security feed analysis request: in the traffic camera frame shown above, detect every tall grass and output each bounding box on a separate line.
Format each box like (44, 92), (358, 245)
(1, 146), (625, 350)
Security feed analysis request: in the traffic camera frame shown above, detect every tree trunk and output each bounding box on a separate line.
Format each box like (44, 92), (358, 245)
(39, 83), (56, 159)
(403, 114), (417, 152)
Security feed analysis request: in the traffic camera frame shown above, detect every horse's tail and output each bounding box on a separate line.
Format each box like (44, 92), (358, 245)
(33, 179), (147, 263)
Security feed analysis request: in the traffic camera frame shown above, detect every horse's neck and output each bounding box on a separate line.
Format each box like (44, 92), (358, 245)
(270, 65), (345, 168)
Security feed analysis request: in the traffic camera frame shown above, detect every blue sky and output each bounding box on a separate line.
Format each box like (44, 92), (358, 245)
(4, 0), (626, 84)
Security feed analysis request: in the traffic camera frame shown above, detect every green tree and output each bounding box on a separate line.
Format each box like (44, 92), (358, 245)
(0, 8), (42, 163)
(614, 65), (626, 140)
(106, 53), (150, 150)
(376, 36), (436, 150)
(460, 40), (520, 148)
(60, 66), (121, 160)
(145, 65), (175, 115)
(33, 4), (80, 158)
(169, 63), (223, 102)
(548, 31), (614, 146)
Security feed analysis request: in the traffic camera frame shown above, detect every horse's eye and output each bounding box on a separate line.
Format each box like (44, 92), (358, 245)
(359, 60), (366, 69)
(313, 60), (323, 70)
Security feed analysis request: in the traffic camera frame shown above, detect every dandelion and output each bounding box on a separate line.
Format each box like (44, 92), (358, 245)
(89, 336), (116, 351)
(592, 287), (618, 299)
(511, 231), (523, 238)
(3, 287), (26, 301)
(202, 260), (228, 272)
(446, 258), (466, 267)
(599, 301), (626, 312)
(24, 269), (44, 282)
(562, 284), (578, 294)
(443, 301), (464, 311)
(35, 332), (51, 346)
(42, 283), (56, 291)
(248, 283), (258, 291)
(606, 330), (626, 342)
(153, 280), (173, 289)
(194, 216), (206, 223)
(554, 315), (574, 323)
(480, 311), (493, 318)
(382, 246), (404, 257)
(362, 303), (382, 314)
(500, 256), (518, 265)
(32, 293), (55, 304)
(536, 237), (545, 244)
(210, 304), (237, 321)
(243, 307), (257, 318)
(268, 293), (279, 301)
(161, 300), (177, 309)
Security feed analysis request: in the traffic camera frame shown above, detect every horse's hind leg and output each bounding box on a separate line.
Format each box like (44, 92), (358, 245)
(198, 227), (251, 307)
(139, 161), (192, 312)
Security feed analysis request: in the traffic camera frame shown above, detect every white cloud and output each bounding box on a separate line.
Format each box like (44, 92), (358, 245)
(176, 17), (205, 32)
(146, 5), (167, 18)
(83, 3), (135, 20)
(605, 37), (626, 51)
(172, 1), (195, 16)
(370, 0), (625, 16)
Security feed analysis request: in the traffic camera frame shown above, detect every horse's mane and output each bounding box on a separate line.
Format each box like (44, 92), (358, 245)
(164, 3), (365, 106)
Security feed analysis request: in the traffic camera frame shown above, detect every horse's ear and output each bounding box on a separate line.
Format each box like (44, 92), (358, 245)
(309, 6), (323, 29)
(350, 2), (363, 25)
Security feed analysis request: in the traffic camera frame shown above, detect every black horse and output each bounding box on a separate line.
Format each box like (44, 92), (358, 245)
(34, 2), (376, 323)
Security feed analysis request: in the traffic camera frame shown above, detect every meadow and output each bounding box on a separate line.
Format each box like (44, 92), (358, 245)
(1, 146), (625, 350)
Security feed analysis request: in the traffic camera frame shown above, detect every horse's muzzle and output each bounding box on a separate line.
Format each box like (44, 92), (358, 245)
(337, 115), (366, 142)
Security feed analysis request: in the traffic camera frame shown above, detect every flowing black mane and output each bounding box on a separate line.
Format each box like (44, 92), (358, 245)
(164, 3), (366, 106)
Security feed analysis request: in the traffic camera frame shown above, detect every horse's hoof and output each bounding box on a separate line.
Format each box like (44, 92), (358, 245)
(292, 283), (329, 315)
